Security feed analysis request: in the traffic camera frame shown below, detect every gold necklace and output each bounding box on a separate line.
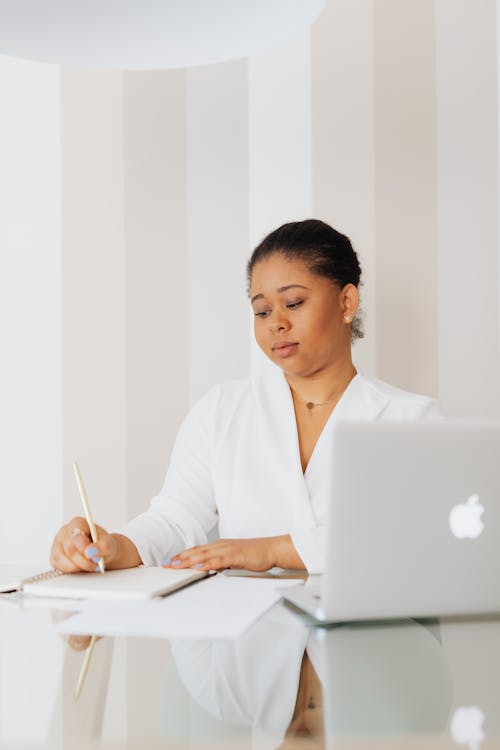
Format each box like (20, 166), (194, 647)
(291, 388), (341, 412)
(289, 370), (357, 414)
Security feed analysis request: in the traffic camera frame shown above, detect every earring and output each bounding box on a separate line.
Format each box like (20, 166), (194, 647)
(344, 315), (352, 323)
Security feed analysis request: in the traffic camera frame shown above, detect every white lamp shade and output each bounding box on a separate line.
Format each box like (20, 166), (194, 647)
(0, 0), (326, 70)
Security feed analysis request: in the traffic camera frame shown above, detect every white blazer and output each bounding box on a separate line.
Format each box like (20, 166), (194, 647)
(119, 366), (438, 573)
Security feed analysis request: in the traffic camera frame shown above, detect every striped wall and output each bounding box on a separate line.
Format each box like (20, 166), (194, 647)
(2, 0), (500, 554)
(1, 0), (500, 743)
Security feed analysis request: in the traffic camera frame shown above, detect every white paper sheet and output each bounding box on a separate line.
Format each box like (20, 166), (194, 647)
(0, 591), (86, 612)
(54, 574), (303, 640)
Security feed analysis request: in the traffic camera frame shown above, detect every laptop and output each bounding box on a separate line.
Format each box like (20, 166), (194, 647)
(283, 420), (500, 622)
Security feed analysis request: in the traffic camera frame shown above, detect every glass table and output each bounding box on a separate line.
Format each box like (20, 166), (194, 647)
(1, 588), (499, 749)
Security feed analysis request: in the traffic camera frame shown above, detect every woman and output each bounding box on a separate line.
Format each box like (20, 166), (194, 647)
(50, 219), (437, 574)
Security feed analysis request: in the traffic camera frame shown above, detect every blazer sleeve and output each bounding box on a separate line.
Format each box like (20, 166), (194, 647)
(290, 528), (326, 574)
(116, 384), (220, 566)
(420, 399), (442, 420)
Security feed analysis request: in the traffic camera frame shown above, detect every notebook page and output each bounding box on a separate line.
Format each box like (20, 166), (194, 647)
(22, 566), (207, 600)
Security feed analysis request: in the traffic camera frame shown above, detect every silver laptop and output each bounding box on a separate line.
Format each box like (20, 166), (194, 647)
(283, 420), (500, 622)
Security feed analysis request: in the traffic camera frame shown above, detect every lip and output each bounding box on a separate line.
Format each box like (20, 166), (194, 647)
(272, 342), (299, 357)
(272, 341), (298, 351)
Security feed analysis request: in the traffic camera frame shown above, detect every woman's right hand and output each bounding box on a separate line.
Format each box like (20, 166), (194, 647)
(49, 516), (118, 573)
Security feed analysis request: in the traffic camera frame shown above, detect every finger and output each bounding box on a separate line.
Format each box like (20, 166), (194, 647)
(164, 547), (213, 568)
(194, 555), (228, 571)
(65, 519), (110, 551)
(66, 634), (93, 652)
(51, 542), (83, 573)
(189, 544), (242, 570)
(173, 544), (211, 559)
(52, 518), (89, 551)
(71, 528), (116, 566)
(86, 533), (115, 563)
(72, 531), (106, 569)
(174, 541), (226, 562)
(62, 536), (100, 572)
(71, 529), (92, 552)
(66, 517), (91, 538)
(94, 523), (110, 538)
(166, 547), (229, 570)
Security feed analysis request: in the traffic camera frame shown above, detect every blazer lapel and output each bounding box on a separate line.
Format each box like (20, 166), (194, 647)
(255, 367), (391, 529)
(327, 369), (390, 424)
(255, 366), (317, 528)
(304, 371), (391, 504)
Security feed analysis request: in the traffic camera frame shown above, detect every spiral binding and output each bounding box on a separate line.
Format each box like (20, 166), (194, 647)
(22, 569), (64, 587)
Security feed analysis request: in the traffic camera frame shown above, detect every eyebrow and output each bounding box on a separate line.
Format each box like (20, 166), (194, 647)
(250, 284), (309, 304)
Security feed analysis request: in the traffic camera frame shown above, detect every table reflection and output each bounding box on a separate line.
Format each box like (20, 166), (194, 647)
(165, 610), (452, 748)
(170, 604), (315, 746)
(53, 608), (500, 749)
(320, 618), (452, 739)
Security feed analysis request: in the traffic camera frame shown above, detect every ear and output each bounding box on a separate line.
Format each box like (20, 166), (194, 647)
(340, 284), (359, 322)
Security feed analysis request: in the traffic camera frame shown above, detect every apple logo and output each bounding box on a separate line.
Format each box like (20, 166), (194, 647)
(450, 705), (485, 750)
(449, 494), (485, 539)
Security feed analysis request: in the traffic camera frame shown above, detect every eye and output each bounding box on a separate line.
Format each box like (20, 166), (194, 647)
(287, 300), (303, 310)
(254, 311), (269, 318)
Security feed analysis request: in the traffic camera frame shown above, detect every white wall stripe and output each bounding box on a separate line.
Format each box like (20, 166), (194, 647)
(248, 31), (312, 374)
(0, 52), (62, 746)
(0, 55), (62, 563)
(436, 0), (500, 416)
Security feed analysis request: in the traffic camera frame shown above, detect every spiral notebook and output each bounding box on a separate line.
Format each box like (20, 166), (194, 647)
(0, 564), (208, 600)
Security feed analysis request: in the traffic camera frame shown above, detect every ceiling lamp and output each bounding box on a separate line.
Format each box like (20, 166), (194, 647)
(0, 0), (325, 70)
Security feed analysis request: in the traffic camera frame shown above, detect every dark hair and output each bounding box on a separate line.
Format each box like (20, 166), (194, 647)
(246, 219), (364, 342)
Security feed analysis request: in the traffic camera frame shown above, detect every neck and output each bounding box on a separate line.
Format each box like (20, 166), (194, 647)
(284, 357), (357, 404)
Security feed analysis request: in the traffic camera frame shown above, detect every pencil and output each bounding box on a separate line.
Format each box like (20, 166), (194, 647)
(72, 461), (105, 574)
(73, 635), (97, 701)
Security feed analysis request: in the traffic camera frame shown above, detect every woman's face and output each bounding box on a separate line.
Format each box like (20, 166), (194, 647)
(250, 253), (358, 378)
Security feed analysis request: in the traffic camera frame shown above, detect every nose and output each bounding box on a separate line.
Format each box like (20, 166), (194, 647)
(268, 309), (290, 334)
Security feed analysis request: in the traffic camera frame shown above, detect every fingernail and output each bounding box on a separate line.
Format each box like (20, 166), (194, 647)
(172, 560), (181, 566)
(94, 564), (101, 572)
(162, 558), (171, 566)
(85, 546), (98, 558)
(91, 555), (102, 564)
(195, 563), (204, 568)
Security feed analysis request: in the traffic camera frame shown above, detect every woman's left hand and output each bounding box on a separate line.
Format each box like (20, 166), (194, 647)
(163, 537), (278, 572)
